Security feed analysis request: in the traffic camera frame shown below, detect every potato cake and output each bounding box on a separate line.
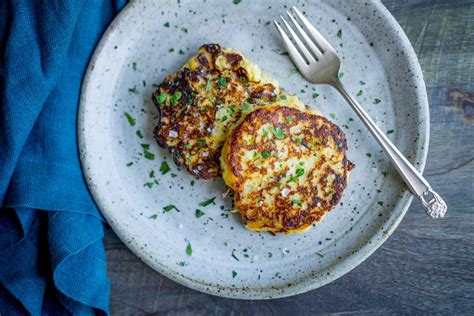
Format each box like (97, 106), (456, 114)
(221, 105), (354, 234)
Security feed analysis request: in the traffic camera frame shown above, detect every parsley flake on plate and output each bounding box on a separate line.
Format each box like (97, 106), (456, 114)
(163, 204), (180, 212)
(128, 86), (138, 94)
(160, 161), (170, 174)
(199, 197), (216, 207)
(144, 150), (154, 160)
(195, 209), (205, 218)
(186, 243), (193, 256)
(124, 112), (135, 126)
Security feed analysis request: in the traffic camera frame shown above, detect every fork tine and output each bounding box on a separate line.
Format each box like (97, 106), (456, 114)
(279, 16), (315, 64)
(292, 7), (335, 54)
(286, 10), (322, 60)
(273, 20), (308, 71)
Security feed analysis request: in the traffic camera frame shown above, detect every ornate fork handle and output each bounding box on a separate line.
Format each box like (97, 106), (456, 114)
(332, 78), (447, 218)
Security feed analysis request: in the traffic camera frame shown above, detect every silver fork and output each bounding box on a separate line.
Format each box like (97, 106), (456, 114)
(274, 7), (447, 218)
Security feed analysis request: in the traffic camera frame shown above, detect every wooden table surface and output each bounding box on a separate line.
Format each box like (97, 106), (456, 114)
(104, 0), (474, 314)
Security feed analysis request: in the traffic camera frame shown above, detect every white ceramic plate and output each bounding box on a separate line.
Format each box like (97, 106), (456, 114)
(79, 0), (429, 299)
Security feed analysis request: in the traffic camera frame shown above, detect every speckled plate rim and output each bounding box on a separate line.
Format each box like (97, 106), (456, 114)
(78, 0), (430, 299)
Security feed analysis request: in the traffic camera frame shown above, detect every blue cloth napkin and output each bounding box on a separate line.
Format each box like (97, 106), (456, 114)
(0, 0), (126, 314)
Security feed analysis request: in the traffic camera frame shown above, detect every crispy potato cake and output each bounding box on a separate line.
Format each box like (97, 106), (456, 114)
(152, 44), (305, 179)
(221, 105), (354, 234)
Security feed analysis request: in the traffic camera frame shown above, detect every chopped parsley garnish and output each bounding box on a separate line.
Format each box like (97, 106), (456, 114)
(300, 89), (306, 93)
(242, 101), (253, 112)
(337, 29), (342, 38)
(149, 170), (155, 178)
(142, 80), (146, 87)
(381, 171), (388, 177)
(295, 137), (301, 142)
(356, 90), (363, 96)
(373, 98), (381, 104)
(126, 162), (133, 167)
(169, 48), (174, 53)
(124, 112), (136, 126)
(292, 199), (302, 207)
(195, 209), (205, 218)
(171, 173), (177, 178)
(338, 72), (344, 79)
(232, 271), (238, 278)
(279, 95), (287, 100)
(220, 115), (228, 122)
(269, 126), (285, 139)
(190, 180), (195, 186)
(178, 261), (187, 267)
(199, 196), (216, 207)
(186, 243), (193, 256)
(184, 143), (191, 149)
(144, 150), (155, 160)
(279, 51), (289, 56)
(262, 150), (271, 159)
(366, 153), (372, 157)
(179, 49), (185, 55)
(141, 144), (150, 150)
(136, 130), (143, 139)
(291, 68), (299, 74)
(143, 182), (154, 189)
(268, 252), (273, 258)
(132, 62), (137, 71)
(329, 113), (336, 119)
(198, 138), (206, 147)
(316, 252), (325, 258)
(287, 116), (295, 122)
(160, 161), (170, 174)
(128, 86), (139, 94)
(312, 93), (320, 99)
(164, 21), (170, 27)
(233, 0), (241, 4)
(378, 201), (384, 206)
(155, 93), (167, 104)
(231, 250), (240, 261)
(387, 129), (395, 134)
(171, 92), (182, 106)
(148, 214), (158, 220)
(217, 76), (228, 89)
(359, 80), (366, 85)
(163, 204), (180, 212)
(181, 27), (188, 33)
(286, 168), (304, 183)
(263, 129), (268, 137)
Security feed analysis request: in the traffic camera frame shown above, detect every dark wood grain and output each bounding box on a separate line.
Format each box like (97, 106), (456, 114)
(104, 1), (474, 314)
